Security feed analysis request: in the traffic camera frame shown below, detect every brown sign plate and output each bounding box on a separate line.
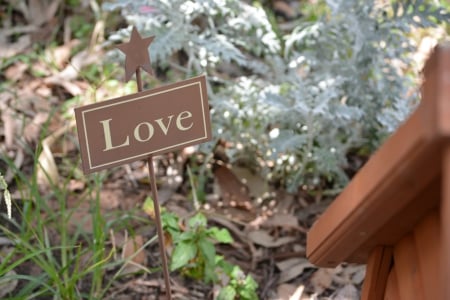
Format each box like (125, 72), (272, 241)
(75, 75), (211, 174)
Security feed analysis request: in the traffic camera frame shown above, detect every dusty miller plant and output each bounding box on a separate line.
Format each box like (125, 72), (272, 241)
(103, 0), (448, 192)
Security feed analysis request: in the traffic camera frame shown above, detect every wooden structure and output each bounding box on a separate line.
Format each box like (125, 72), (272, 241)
(306, 44), (450, 299)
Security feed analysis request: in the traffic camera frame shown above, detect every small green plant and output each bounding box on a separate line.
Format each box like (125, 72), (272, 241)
(216, 263), (258, 300)
(0, 172), (11, 219)
(143, 197), (258, 298)
(169, 212), (233, 283)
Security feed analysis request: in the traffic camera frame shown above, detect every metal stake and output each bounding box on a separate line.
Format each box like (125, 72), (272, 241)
(136, 68), (172, 299)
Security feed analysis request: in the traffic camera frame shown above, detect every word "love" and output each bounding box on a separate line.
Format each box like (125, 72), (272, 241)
(100, 110), (193, 151)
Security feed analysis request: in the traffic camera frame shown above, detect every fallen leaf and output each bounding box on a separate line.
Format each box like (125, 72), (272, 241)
(24, 112), (49, 143)
(0, 269), (18, 297)
(247, 230), (296, 248)
(5, 62), (29, 82)
(290, 285), (305, 300)
(277, 284), (297, 299)
(0, 237), (13, 246)
(44, 48), (102, 96)
(351, 266), (366, 285)
(1, 105), (15, 148)
(27, 0), (61, 26)
(45, 39), (80, 69)
(310, 268), (334, 295)
(99, 189), (121, 210)
(213, 164), (252, 210)
(263, 212), (299, 229)
(332, 284), (359, 300)
(278, 258), (313, 283)
(68, 208), (92, 233)
(37, 120), (75, 186)
(276, 257), (308, 271)
(0, 33), (31, 59)
(121, 235), (147, 275)
(273, 0), (298, 20)
(231, 166), (268, 200)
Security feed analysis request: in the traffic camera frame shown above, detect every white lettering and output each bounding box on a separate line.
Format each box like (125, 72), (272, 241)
(155, 115), (174, 135)
(176, 111), (193, 131)
(134, 122), (154, 142)
(100, 119), (130, 151)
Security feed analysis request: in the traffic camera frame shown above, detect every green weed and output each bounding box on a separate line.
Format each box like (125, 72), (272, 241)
(143, 197), (258, 298)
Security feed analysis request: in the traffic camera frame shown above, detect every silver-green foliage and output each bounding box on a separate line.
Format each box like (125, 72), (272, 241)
(103, 0), (449, 191)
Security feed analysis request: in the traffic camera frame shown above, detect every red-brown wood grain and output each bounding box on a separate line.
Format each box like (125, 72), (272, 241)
(307, 43), (450, 299)
(383, 267), (400, 300)
(413, 210), (441, 300)
(361, 246), (392, 300)
(394, 234), (425, 300)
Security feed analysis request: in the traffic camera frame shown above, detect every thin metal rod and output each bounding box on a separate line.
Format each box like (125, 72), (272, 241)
(136, 68), (143, 92)
(147, 155), (172, 299)
(136, 67), (172, 299)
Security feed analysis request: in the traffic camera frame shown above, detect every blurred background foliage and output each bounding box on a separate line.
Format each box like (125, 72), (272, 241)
(103, 0), (449, 192)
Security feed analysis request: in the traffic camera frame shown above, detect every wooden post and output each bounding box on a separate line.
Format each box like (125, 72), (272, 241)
(361, 246), (392, 300)
(442, 145), (450, 300)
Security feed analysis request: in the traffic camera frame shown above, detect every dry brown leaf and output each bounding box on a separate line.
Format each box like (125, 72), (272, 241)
(264, 212), (299, 229)
(4, 149), (24, 183)
(277, 283), (297, 299)
(5, 62), (29, 82)
(68, 208), (92, 233)
(121, 235), (147, 275)
(213, 164), (252, 209)
(351, 266), (366, 285)
(0, 34), (31, 59)
(24, 112), (49, 143)
(99, 189), (121, 210)
(332, 264), (366, 286)
(0, 269), (18, 298)
(44, 48), (102, 96)
(27, 0), (61, 26)
(37, 121), (75, 186)
(45, 39), (80, 69)
(231, 166), (268, 200)
(276, 283), (305, 300)
(310, 268), (334, 295)
(342, 264), (365, 278)
(247, 229), (296, 248)
(273, 0), (298, 20)
(332, 284), (359, 300)
(276, 257), (308, 271)
(278, 258), (313, 283)
(1, 106), (15, 149)
(67, 179), (85, 192)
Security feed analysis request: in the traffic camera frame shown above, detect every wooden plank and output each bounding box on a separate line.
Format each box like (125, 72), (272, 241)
(421, 43), (450, 136)
(307, 45), (450, 267)
(413, 210), (441, 300)
(442, 145), (450, 300)
(348, 176), (440, 263)
(394, 234), (425, 300)
(306, 108), (440, 266)
(384, 267), (400, 300)
(361, 246), (393, 300)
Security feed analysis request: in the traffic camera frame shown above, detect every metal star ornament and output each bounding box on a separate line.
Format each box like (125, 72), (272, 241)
(115, 27), (155, 82)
